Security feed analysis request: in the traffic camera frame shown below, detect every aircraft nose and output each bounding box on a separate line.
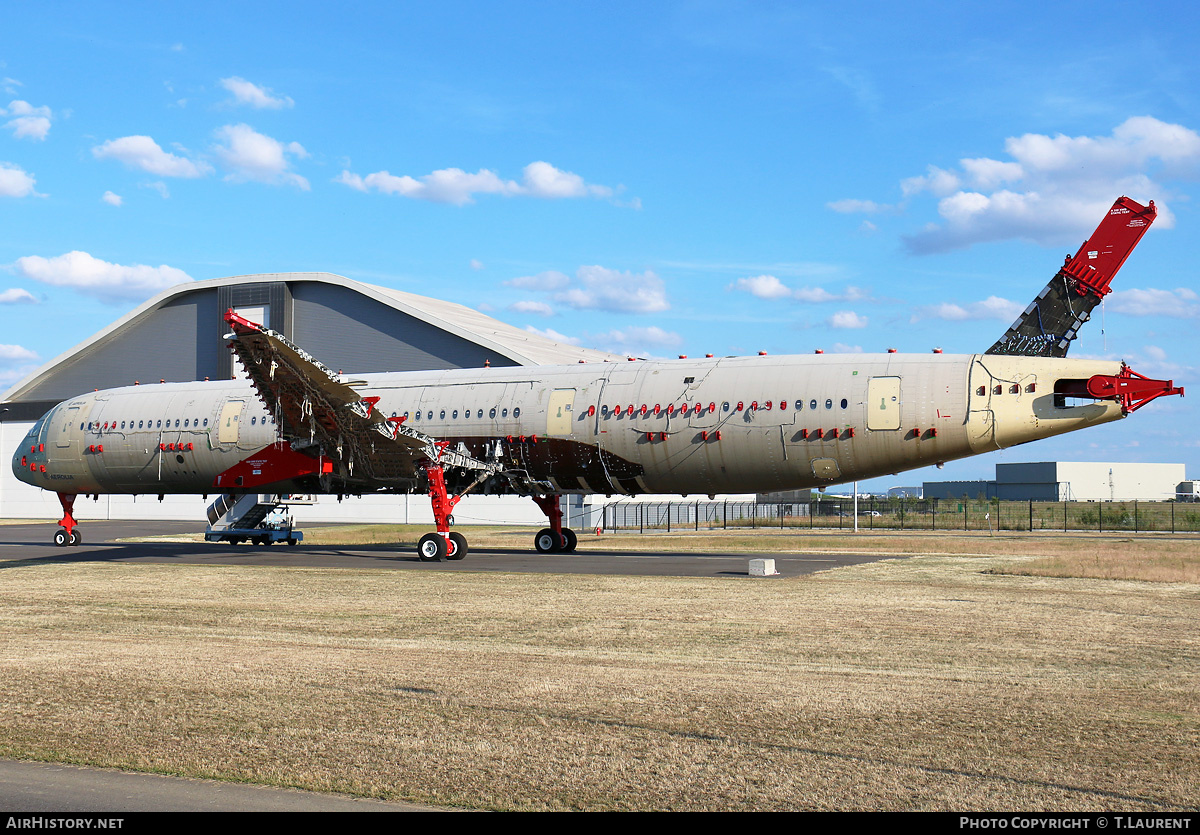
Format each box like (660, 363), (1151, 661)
(13, 409), (52, 487)
(12, 442), (36, 486)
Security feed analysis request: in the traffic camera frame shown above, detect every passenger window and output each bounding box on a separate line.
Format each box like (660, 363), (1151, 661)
(840, 399), (848, 409)
(795, 400), (803, 411)
(502, 408), (509, 418)
(478, 409), (483, 419)
(825, 399), (833, 410)
(440, 410), (446, 419)
(251, 417), (257, 425)
(514, 407), (521, 418)
(452, 410), (458, 419)
(722, 402), (730, 412)
(490, 408), (496, 419)
(810, 400), (817, 410)
(203, 419), (209, 427)
(993, 385), (1003, 395)
(1009, 384), (1020, 394)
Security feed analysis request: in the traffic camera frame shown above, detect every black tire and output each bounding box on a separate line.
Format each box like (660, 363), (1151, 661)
(560, 528), (577, 553)
(446, 532), (468, 560)
(418, 533), (447, 561)
(534, 528), (560, 554)
(53, 528), (69, 547)
(69, 529), (82, 547)
(287, 538), (298, 546)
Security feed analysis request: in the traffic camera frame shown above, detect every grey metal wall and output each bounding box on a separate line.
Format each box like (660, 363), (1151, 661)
(290, 283), (519, 373)
(15, 290), (223, 404)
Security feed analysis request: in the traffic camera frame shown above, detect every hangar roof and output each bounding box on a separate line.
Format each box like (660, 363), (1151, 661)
(2, 272), (624, 420)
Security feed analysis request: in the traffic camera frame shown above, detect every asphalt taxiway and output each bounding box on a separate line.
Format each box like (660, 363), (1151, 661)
(0, 520), (895, 577)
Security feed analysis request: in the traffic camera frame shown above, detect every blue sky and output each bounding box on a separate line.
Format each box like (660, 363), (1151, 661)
(2, 1), (1197, 490)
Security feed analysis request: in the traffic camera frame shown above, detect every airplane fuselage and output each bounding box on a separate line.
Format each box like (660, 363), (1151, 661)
(14, 352), (1129, 498)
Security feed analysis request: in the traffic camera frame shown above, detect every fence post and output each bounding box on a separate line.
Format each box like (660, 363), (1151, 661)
(1134, 500), (1138, 533)
(639, 503), (643, 535)
(1063, 500), (1067, 533)
(1029, 499), (1033, 532)
(1171, 501), (1175, 534)
(723, 500), (727, 530)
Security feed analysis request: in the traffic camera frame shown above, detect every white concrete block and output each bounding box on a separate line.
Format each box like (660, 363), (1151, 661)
(749, 558), (778, 577)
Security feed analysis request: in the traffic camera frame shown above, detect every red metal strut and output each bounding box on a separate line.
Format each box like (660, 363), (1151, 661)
(422, 442), (460, 540)
(57, 492), (78, 536)
(532, 494), (564, 539)
(1086, 364), (1184, 414)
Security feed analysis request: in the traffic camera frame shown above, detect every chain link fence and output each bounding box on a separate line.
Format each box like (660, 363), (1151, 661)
(595, 497), (1200, 534)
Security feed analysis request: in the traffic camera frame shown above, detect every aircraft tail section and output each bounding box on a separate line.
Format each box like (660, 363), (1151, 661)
(986, 196), (1156, 358)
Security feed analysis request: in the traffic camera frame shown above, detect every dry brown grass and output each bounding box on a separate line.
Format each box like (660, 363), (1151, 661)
(0, 549), (1196, 811)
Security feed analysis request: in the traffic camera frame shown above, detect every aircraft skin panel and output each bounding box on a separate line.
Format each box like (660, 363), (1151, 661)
(13, 353), (1132, 498)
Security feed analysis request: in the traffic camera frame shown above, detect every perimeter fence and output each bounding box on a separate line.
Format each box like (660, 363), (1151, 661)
(595, 498), (1200, 534)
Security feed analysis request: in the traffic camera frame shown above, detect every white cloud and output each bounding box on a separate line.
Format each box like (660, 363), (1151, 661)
(142, 181), (170, 199)
(508, 266), (668, 314)
(219, 76), (294, 109)
(14, 251), (193, 302)
(505, 270), (570, 291)
(92, 135), (211, 178)
(469, 259), (484, 270)
(826, 199), (893, 214)
(1107, 287), (1200, 318)
(897, 117), (1200, 253)
(2, 100), (51, 140)
(731, 276), (873, 304)
(911, 296), (1022, 322)
(0, 344), (37, 362)
(336, 161), (613, 205)
(101, 190), (122, 207)
(212, 124), (309, 189)
(0, 162), (37, 197)
(521, 161), (612, 198)
(732, 274), (792, 299)
(828, 310), (868, 329)
(1, 78), (21, 95)
(508, 300), (554, 316)
(0, 288), (36, 304)
(555, 266), (669, 313)
(593, 326), (682, 348)
(831, 343), (864, 353)
(523, 325), (581, 345)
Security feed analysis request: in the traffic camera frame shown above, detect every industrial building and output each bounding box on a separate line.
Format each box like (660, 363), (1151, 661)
(0, 272), (624, 524)
(923, 461), (1188, 502)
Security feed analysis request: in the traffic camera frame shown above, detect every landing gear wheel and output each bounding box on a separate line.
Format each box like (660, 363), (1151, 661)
(534, 528), (560, 554)
(53, 528), (69, 547)
(560, 528), (577, 553)
(69, 529), (82, 547)
(447, 532), (468, 560)
(418, 533), (447, 562)
(287, 538), (298, 547)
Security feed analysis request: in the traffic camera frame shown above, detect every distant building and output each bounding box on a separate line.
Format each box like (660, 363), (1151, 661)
(924, 462), (1187, 502)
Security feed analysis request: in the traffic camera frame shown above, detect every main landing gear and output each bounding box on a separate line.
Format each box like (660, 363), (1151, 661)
(532, 494), (577, 554)
(53, 492), (82, 547)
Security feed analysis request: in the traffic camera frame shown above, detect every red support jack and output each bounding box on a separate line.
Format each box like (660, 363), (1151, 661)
(531, 494), (577, 554)
(55, 492), (81, 547)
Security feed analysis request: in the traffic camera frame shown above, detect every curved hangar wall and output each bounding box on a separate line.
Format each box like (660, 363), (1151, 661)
(1, 272), (621, 522)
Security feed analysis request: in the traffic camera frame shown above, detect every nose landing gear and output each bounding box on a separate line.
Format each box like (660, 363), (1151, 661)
(53, 493), (81, 547)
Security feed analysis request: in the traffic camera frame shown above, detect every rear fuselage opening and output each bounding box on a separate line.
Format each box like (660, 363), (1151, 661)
(1053, 378), (1100, 409)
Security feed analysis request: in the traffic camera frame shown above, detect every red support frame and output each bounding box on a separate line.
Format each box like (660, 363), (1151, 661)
(1086, 364), (1184, 414)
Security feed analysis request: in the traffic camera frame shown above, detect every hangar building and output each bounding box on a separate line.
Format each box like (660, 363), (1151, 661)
(0, 272), (623, 525)
(923, 461), (1188, 502)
